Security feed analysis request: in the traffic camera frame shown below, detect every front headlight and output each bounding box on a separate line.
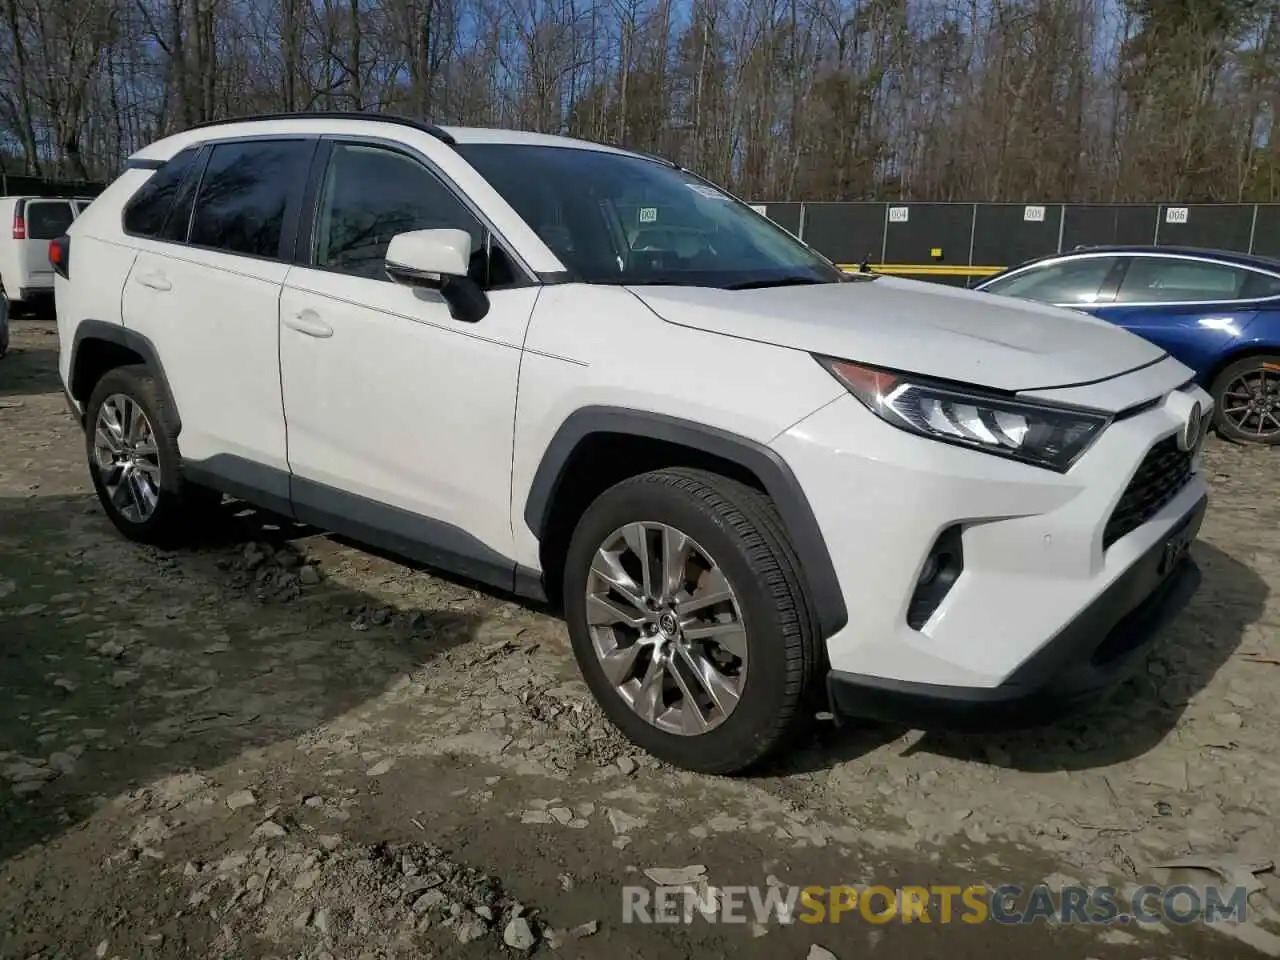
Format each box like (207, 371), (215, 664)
(817, 357), (1111, 472)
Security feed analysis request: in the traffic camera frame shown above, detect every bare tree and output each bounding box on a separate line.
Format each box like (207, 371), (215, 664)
(0, 0), (1274, 201)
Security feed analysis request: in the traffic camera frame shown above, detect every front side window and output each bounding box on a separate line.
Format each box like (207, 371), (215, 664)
(1114, 258), (1249, 303)
(189, 139), (313, 259)
(123, 147), (200, 238)
(982, 257), (1118, 304)
(455, 143), (843, 288)
(24, 201), (75, 240)
(312, 142), (515, 288)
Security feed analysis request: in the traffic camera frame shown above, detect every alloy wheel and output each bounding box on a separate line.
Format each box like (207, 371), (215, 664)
(585, 521), (748, 736)
(1221, 368), (1280, 440)
(93, 394), (162, 523)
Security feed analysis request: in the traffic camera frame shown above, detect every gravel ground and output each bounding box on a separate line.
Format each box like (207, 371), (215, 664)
(2, 315), (1279, 959)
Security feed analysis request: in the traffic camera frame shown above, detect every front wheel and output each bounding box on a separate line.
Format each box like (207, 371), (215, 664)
(1211, 355), (1280, 445)
(562, 468), (821, 775)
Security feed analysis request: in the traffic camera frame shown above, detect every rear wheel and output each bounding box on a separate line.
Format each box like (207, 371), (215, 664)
(1211, 355), (1280, 445)
(84, 365), (221, 545)
(562, 468), (820, 775)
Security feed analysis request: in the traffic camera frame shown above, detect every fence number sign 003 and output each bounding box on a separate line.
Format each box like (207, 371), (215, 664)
(888, 206), (909, 223)
(1023, 205), (1046, 222)
(1166, 207), (1189, 224)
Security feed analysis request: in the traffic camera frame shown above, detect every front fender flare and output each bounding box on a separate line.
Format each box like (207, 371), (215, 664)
(523, 406), (849, 640)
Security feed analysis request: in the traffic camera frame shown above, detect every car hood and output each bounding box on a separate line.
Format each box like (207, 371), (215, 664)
(626, 276), (1167, 392)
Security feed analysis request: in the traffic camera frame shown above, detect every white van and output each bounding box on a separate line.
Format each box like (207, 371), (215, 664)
(0, 196), (79, 303)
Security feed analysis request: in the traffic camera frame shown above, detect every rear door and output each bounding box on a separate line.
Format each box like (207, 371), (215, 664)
(1091, 255), (1276, 377)
(19, 199), (75, 292)
(121, 136), (317, 501)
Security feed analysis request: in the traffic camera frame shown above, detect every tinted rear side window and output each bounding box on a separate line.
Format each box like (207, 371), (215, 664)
(1115, 257), (1247, 302)
(1240, 270), (1280, 299)
(123, 147), (200, 238)
(25, 201), (75, 240)
(189, 139), (313, 259)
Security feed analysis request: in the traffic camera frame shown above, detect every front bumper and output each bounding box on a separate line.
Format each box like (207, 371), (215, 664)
(826, 493), (1205, 729)
(773, 365), (1212, 710)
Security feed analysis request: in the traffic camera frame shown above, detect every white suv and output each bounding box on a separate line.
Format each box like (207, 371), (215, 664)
(54, 113), (1212, 774)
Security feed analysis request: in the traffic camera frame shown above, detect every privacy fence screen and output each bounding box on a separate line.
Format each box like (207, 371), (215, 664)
(751, 201), (1280, 286)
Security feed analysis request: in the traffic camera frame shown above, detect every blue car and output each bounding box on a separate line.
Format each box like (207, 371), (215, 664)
(976, 245), (1280, 445)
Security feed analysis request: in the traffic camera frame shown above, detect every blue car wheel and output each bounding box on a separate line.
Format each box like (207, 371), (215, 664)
(1210, 354), (1280, 445)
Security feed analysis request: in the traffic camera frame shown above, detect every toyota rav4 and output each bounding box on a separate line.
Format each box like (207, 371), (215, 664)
(53, 113), (1211, 774)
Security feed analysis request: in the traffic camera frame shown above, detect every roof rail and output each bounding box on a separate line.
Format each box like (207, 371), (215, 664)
(185, 111), (456, 146)
(631, 149), (680, 169)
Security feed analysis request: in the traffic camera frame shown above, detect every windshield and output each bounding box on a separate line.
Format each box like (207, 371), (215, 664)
(455, 143), (844, 288)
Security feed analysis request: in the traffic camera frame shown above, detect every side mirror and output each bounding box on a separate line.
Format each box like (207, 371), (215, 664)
(384, 228), (489, 324)
(385, 228), (472, 284)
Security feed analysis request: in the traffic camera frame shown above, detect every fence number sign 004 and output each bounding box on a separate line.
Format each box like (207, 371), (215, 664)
(888, 206), (909, 223)
(1023, 205), (1046, 222)
(1166, 207), (1189, 224)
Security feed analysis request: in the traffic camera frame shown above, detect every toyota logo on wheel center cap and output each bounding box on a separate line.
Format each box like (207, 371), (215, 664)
(658, 612), (678, 636)
(1179, 401), (1204, 452)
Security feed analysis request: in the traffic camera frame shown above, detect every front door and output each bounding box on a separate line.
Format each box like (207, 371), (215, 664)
(278, 138), (538, 580)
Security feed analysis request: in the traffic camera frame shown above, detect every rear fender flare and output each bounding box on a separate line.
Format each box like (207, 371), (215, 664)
(70, 319), (181, 433)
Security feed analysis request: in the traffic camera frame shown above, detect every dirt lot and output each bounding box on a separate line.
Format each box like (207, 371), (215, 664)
(2, 316), (1280, 959)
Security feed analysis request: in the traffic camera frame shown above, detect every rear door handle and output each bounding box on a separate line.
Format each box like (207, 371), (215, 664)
(134, 270), (171, 292)
(283, 308), (334, 339)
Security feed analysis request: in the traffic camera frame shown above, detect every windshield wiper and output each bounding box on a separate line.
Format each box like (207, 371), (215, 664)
(724, 276), (833, 291)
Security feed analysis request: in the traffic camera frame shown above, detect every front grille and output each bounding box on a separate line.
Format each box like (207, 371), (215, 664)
(1102, 436), (1193, 549)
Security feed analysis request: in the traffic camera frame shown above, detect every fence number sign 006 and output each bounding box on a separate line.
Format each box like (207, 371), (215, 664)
(888, 207), (909, 223)
(1023, 205), (1046, 222)
(1166, 207), (1189, 224)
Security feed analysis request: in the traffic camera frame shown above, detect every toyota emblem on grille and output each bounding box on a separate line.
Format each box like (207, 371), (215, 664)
(1178, 401), (1204, 452)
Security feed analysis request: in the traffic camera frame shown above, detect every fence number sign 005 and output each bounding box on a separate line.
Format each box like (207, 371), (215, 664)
(1023, 205), (1046, 222)
(1166, 207), (1189, 224)
(888, 207), (909, 223)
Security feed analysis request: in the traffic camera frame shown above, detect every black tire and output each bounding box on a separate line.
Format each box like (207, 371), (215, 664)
(1210, 354), (1280, 445)
(562, 467), (821, 775)
(84, 364), (221, 545)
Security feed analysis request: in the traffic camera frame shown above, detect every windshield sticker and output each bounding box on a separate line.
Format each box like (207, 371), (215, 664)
(639, 207), (658, 223)
(686, 183), (730, 201)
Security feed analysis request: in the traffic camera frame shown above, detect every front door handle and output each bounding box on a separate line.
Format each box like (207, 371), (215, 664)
(134, 270), (171, 292)
(283, 309), (334, 339)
